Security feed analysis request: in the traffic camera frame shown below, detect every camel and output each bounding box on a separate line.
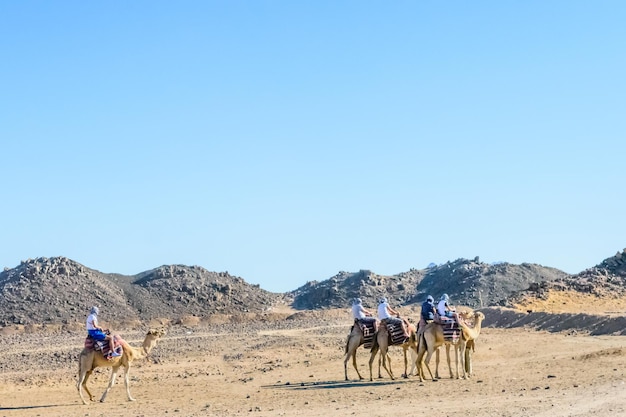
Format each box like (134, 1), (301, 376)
(368, 320), (417, 381)
(343, 320), (378, 381)
(415, 311), (484, 382)
(457, 312), (484, 377)
(77, 328), (166, 404)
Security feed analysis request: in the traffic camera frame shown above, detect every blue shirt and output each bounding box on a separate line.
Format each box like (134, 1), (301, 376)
(421, 301), (435, 321)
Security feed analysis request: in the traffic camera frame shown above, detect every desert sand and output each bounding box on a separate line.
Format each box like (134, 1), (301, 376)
(1, 308), (626, 417)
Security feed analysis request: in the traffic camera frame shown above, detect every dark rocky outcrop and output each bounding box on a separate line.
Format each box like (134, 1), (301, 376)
(0, 257), (136, 326)
(0, 257), (284, 326)
(289, 258), (568, 310)
(288, 268), (424, 310)
(1, 249), (625, 327)
(507, 249), (626, 304)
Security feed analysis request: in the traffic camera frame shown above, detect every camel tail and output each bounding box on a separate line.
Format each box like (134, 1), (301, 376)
(370, 334), (379, 353)
(418, 332), (428, 355)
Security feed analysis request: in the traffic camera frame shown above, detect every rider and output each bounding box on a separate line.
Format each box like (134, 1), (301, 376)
(351, 298), (378, 330)
(377, 297), (410, 341)
(436, 294), (458, 324)
(352, 298), (373, 319)
(419, 295), (437, 335)
(86, 306), (121, 358)
(421, 295), (436, 321)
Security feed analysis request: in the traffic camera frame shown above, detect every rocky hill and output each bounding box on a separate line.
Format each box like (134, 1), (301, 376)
(288, 268), (424, 310)
(0, 257), (136, 326)
(289, 257), (568, 310)
(0, 257), (284, 326)
(508, 248), (626, 310)
(1, 250), (625, 328)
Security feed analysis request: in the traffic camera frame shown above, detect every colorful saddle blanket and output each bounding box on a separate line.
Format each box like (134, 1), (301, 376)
(84, 334), (124, 358)
(441, 322), (461, 344)
(384, 318), (407, 346)
(355, 318), (377, 350)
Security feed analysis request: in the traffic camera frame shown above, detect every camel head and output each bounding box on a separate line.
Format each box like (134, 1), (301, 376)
(142, 328), (166, 357)
(458, 311), (485, 341)
(474, 311), (485, 324)
(148, 327), (167, 337)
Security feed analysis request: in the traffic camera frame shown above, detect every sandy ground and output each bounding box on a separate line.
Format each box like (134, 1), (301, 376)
(1, 309), (626, 417)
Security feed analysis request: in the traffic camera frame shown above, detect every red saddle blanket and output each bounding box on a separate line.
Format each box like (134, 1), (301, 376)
(84, 334), (124, 357)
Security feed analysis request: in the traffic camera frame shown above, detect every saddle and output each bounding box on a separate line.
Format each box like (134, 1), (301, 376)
(442, 323), (461, 344)
(383, 317), (407, 346)
(431, 312), (460, 343)
(84, 334), (124, 359)
(355, 318), (377, 349)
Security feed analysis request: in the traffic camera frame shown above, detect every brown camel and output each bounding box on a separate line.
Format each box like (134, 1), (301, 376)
(368, 320), (417, 381)
(77, 328), (166, 404)
(415, 311), (484, 382)
(343, 320), (378, 381)
(457, 311), (485, 377)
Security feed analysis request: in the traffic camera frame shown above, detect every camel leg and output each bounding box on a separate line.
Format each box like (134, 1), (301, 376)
(422, 349), (436, 382)
(457, 340), (469, 379)
(414, 346), (424, 382)
(407, 347), (418, 376)
(83, 371), (95, 402)
(368, 344), (379, 381)
(123, 365), (136, 401)
(351, 351), (363, 380)
(343, 335), (362, 381)
(415, 355), (423, 382)
(378, 351), (392, 379)
(343, 351), (353, 381)
(402, 344), (415, 378)
(402, 347), (408, 378)
(416, 354), (432, 382)
(415, 334), (430, 382)
(457, 341), (467, 379)
(454, 344), (461, 379)
(465, 346), (473, 377)
(343, 341), (363, 381)
(434, 348), (441, 379)
(99, 366), (120, 403)
(414, 355), (422, 381)
(379, 347), (394, 380)
(343, 349), (354, 381)
(77, 369), (94, 405)
(387, 352), (394, 379)
(343, 340), (350, 381)
(445, 344), (453, 379)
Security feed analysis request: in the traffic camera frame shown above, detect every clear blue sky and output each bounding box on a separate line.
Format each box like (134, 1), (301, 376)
(1, 2), (624, 293)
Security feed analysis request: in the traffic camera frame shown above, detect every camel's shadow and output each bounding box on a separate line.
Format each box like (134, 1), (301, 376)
(262, 378), (422, 391)
(0, 403), (78, 411)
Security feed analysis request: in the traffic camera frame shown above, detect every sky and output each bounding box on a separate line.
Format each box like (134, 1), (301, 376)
(1, 1), (625, 293)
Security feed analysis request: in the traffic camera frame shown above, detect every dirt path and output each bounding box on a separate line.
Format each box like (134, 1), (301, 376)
(1, 318), (626, 417)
